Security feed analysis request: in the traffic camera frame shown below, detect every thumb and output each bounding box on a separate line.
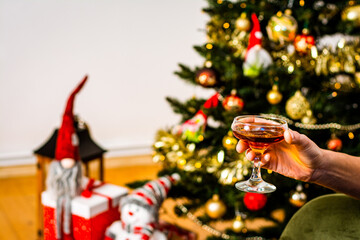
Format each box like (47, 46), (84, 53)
(284, 129), (312, 150)
(284, 129), (294, 144)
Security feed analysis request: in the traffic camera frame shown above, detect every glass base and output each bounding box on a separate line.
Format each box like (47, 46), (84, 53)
(235, 179), (276, 193)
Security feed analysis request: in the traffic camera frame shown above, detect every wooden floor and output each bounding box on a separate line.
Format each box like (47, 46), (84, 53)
(0, 155), (215, 240)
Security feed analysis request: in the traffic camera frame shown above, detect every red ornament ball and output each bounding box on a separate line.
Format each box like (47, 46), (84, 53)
(195, 68), (218, 88)
(222, 90), (244, 111)
(327, 137), (342, 151)
(294, 29), (315, 54)
(243, 192), (267, 211)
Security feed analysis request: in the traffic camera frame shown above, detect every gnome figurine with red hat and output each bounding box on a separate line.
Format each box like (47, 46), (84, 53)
(243, 13), (273, 78)
(105, 173), (181, 240)
(46, 76), (88, 239)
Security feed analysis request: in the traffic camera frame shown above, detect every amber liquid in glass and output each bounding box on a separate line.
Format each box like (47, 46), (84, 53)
(233, 122), (285, 150)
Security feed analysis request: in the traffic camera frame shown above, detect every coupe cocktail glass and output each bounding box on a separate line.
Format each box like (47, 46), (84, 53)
(231, 115), (288, 193)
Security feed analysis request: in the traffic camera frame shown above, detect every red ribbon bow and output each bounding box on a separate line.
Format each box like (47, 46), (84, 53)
(81, 178), (105, 198)
(81, 178), (113, 209)
(203, 93), (220, 109)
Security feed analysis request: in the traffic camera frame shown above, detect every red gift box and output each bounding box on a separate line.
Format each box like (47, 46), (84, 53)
(42, 178), (128, 240)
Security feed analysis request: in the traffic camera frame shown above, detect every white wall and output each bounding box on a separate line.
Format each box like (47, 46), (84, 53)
(0, 0), (213, 166)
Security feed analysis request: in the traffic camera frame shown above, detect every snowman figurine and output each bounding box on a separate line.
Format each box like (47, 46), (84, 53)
(105, 174), (180, 240)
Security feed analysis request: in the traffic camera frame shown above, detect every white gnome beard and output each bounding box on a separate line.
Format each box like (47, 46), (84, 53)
(245, 46), (272, 68)
(46, 160), (82, 238)
(243, 45), (273, 78)
(46, 160), (82, 198)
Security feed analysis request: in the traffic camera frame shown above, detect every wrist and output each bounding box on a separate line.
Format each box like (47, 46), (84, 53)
(306, 148), (360, 199)
(309, 148), (329, 184)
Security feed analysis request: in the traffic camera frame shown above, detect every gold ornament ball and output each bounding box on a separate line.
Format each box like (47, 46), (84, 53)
(205, 194), (227, 219)
(152, 154), (165, 163)
(285, 90), (310, 120)
(266, 10), (298, 44)
(232, 215), (245, 233)
(289, 186), (307, 208)
(235, 13), (251, 31)
(342, 5), (360, 27)
(355, 72), (360, 86)
(301, 115), (317, 125)
(266, 85), (283, 105)
(301, 110), (316, 125)
(222, 131), (237, 150)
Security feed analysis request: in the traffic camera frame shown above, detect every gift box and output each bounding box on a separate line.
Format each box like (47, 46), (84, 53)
(42, 178), (128, 240)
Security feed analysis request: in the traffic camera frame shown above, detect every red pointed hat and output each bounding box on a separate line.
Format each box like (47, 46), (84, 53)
(55, 75), (88, 161)
(245, 13), (262, 58)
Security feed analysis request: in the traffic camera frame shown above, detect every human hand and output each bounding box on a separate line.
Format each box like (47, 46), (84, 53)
(236, 129), (324, 182)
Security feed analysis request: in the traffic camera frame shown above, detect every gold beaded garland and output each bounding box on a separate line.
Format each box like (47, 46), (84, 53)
(177, 202), (268, 240)
(261, 113), (360, 131)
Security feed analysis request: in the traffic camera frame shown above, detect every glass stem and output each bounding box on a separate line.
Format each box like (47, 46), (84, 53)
(249, 152), (263, 185)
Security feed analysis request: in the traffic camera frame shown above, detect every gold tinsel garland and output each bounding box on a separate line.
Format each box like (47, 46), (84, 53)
(153, 129), (251, 184)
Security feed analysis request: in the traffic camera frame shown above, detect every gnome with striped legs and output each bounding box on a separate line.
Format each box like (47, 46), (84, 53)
(46, 76), (88, 239)
(105, 173), (180, 240)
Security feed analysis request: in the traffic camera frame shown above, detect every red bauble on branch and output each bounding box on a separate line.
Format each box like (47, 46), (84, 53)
(195, 68), (218, 88)
(243, 192), (267, 211)
(294, 29), (315, 54)
(222, 90), (244, 111)
(327, 135), (343, 151)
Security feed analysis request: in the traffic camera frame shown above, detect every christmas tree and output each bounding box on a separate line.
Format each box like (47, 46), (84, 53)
(151, 0), (360, 239)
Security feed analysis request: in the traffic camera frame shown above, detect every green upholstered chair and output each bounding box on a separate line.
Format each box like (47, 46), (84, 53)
(280, 193), (360, 240)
